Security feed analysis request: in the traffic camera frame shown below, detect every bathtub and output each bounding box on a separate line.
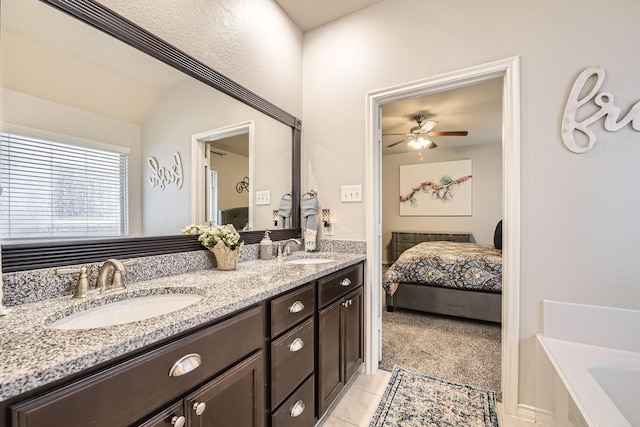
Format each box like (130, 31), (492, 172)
(538, 335), (640, 426)
(539, 301), (640, 427)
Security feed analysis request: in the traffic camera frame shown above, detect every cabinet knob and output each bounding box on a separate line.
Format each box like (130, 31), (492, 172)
(169, 353), (202, 377)
(290, 400), (306, 418)
(340, 278), (352, 287)
(288, 337), (304, 352)
(288, 300), (304, 313)
(171, 415), (186, 427)
(193, 401), (207, 416)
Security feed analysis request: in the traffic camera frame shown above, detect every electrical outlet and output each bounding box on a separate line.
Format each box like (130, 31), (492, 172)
(341, 185), (362, 202)
(255, 190), (270, 205)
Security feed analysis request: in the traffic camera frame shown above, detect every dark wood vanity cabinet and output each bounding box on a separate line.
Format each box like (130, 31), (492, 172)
(6, 260), (365, 427)
(184, 351), (265, 427)
(316, 264), (364, 417)
(140, 352), (265, 427)
(269, 283), (315, 427)
(10, 305), (265, 427)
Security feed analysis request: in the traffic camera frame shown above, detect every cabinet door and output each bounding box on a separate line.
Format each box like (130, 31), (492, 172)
(137, 401), (185, 427)
(344, 287), (363, 382)
(186, 351), (265, 427)
(317, 299), (344, 416)
(11, 306), (263, 427)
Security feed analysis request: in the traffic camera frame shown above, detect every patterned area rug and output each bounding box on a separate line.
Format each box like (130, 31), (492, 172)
(370, 365), (500, 427)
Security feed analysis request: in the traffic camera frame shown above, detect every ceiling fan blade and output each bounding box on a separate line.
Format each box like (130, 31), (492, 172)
(419, 120), (438, 132)
(428, 131), (468, 136)
(387, 138), (411, 148)
(427, 140), (438, 149)
(382, 133), (410, 136)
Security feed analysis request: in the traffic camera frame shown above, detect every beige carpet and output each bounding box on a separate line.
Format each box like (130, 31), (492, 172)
(379, 291), (502, 393)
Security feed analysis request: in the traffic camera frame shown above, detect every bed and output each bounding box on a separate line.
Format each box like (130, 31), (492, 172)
(383, 222), (503, 323)
(219, 207), (249, 230)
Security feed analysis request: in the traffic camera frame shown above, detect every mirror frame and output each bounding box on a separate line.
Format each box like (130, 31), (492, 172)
(1, 0), (301, 273)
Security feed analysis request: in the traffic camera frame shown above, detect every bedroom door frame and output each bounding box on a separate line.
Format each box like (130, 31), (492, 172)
(191, 121), (255, 227)
(365, 56), (521, 415)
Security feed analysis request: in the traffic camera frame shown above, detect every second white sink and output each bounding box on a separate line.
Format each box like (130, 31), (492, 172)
(49, 294), (203, 330)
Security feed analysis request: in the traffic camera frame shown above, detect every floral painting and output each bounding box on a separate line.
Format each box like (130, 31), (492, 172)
(399, 159), (472, 216)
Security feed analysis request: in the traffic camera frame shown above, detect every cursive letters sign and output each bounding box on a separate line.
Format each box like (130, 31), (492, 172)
(562, 66), (640, 153)
(148, 152), (183, 190)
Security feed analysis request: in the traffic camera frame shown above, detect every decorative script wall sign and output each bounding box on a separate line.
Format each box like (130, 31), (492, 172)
(148, 152), (183, 190)
(562, 66), (640, 153)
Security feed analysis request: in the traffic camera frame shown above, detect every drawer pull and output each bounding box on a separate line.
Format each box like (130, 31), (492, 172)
(340, 278), (352, 287)
(288, 300), (305, 313)
(193, 401), (207, 416)
(171, 415), (186, 427)
(289, 337), (304, 352)
(290, 400), (306, 418)
(169, 353), (202, 377)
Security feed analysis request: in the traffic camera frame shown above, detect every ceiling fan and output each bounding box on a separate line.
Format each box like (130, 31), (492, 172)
(385, 114), (468, 149)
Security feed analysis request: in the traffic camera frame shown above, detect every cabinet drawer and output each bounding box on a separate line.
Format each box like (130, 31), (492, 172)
(271, 283), (314, 338)
(272, 375), (314, 427)
(12, 306), (264, 427)
(271, 318), (314, 408)
(318, 263), (363, 308)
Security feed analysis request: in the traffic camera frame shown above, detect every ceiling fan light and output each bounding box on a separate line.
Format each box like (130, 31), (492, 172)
(407, 137), (421, 149)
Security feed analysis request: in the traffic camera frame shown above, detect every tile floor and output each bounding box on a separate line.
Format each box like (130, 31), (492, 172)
(317, 369), (538, 427)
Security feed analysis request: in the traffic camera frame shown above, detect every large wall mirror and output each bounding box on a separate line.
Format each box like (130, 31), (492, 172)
(0, 0), (301, 272)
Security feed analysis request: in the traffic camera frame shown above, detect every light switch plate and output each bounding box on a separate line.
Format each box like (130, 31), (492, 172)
(255, 190), (270, 205)
(341, 185), (362, 202)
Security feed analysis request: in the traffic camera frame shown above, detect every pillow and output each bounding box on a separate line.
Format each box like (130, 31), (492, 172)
(494, 220), (503, 250)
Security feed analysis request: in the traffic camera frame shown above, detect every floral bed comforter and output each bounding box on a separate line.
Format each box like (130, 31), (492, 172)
(383, 241), (502, 296)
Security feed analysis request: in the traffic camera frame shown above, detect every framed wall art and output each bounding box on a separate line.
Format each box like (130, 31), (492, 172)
(399, 159), (472, 216)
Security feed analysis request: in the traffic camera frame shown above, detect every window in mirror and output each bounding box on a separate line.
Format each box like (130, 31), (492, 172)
(0, 127), (129, 239)
(209, 170), (219, 226)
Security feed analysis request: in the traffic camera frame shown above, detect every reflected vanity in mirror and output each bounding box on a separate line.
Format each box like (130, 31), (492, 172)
(0, 0), (301, 272)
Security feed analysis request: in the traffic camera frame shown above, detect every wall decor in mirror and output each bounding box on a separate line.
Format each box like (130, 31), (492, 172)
(0, 0), (301, 272)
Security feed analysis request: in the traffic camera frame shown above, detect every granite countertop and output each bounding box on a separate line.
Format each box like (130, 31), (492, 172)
(0, 252), (365, 402)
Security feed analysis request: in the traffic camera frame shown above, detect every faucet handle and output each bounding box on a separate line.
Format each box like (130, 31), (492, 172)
(122, 259), (138, 267)
(56, 266), (90, 299)
(109, 259), (137, 292)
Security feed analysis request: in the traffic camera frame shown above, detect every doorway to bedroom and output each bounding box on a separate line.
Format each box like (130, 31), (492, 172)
(379, 76), (504, 393)
(365, 56), (521, 414)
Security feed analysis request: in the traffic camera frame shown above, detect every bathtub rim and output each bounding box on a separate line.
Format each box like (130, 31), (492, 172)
(537, 334), (640, 427)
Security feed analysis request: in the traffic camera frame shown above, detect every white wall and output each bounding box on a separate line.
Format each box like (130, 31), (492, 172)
(142, 78), (292, 235)
(97, 0), (303, 118)
(382, 143), (502, 263)
(301, 0), (640, 412)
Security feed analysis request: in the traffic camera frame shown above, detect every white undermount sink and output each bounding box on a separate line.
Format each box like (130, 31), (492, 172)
(49, 294), (203, 330)
(285, 258), (334, 265)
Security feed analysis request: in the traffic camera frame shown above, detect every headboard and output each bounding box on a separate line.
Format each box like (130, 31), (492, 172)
(219, 207), (249, 230)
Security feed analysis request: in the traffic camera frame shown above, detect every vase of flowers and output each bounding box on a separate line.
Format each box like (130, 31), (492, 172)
(183, 224), (243, 270)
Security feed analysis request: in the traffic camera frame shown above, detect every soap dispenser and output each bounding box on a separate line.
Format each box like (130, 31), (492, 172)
(259, 229), (273, 260)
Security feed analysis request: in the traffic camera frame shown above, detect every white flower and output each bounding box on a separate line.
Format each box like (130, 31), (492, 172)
(183, 224), (242, 250)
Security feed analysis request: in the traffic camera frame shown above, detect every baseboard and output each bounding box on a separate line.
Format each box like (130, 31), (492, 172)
(516, 403), (554, 426)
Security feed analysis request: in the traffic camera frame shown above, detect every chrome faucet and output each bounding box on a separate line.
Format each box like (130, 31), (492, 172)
(56, 258), (137, 298)
(96, 258), (137, 294)
(281, 238), (302, 257)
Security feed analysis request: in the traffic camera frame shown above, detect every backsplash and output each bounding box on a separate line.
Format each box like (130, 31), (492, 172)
(1, 239), (365, 307)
